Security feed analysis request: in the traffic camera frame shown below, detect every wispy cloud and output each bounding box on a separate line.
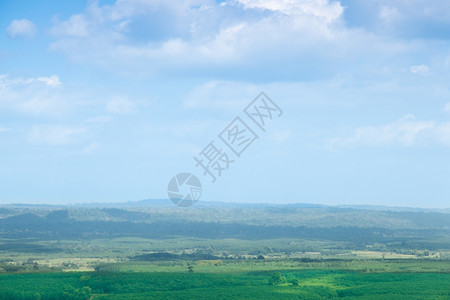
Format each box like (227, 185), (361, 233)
(85, 116), (113, 124)
(50, 14), (89, 38)
(444, 102), (450, 113)
(329, 114), (450, 149)
(410, 65), (430, 76)
(0, 74), (65, 116)
(82, 141), (100, 154)
(29, 125), (86, 146)
(6, 19), (37, 38)
(0, 126), (11, 133)
(184, 80), (259, 109)
(36, 75), (62, 87)
(106, 97), (136, 114)
(272, 130), (291, 144)
(0, 74), (61, 87)
(234, 0), (343, 22)
(379, 6), (401, 23)
(344, 0), (450, 39)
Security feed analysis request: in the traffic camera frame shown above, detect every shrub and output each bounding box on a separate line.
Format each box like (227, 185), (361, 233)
(268, 272), (286, 285)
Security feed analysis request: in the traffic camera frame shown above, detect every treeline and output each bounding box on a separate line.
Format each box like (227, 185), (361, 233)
(2, 206), (450, 229)
(132, 252), (221, 261)
(0, 212), (448, 250)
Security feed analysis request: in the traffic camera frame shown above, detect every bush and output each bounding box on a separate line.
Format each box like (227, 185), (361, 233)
(268, 272), (286, 285)
(291, 279), (300, 286)
(62, 285), (91, 300)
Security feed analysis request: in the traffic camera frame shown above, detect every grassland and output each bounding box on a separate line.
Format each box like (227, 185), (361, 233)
(0, 266), (449, 299)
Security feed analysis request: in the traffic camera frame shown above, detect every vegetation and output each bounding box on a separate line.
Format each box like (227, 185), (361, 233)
(0, 269), (449, 299)
(0, 204), (448, 298)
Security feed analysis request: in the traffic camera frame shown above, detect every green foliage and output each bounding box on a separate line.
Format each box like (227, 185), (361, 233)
(268, 272), (286, 285)
(0, 270), (449, 299)
(0, 205), (448, 299)
(290, 278), (300, 286)
(0, 206), (449, 251)
(62, 285), (91, 300)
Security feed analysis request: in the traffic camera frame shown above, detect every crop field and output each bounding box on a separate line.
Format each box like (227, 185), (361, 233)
(0, 266), (449, 299)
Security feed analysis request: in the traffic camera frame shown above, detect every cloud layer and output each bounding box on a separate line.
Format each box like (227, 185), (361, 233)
(46, 0), (354, 79)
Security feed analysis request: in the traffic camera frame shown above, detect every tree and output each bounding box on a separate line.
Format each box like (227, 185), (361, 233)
(291, 279), (300, 286)
(62, 285), (92, 300)
(188, 266), (194, 273)
(268, 272), (286, 285)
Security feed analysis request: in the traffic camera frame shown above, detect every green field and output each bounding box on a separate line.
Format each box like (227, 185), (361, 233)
(0, 205), (449, 299)
(0, 268), (449, 299)
(1, 258), (449, 299)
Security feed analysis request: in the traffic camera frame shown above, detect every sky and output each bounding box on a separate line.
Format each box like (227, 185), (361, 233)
(1, 0), (450, 208)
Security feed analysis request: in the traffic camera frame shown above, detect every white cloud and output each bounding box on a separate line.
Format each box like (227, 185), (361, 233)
(6, 19), (37, 38)
(143, 120), (214, 140)
(0, 126), (10, 133)
(184, 80), (260, 109)
(0, 74), (65, 116)
(379, 6), (400, 23)
(82, 141), (100, 154)
(410, 65), (429, 76)
(47, 0), (353, 77)
(272, 130), (291, 143)
(341, 0), (450, 40)
(20, 95), (64, 116)
(85, 116), (113, 123)
(106, 97), (135, 114)
(0, 74), (61, 88)
(36, 75), (62, 87)
(36, 0), (450, 83)
(435, 122), (450, 145)
(29, 125), (86, 146)
(50, 14), (90, 38)
(329, 115), (450, 149)
(235, 0), (343, 23)
(444, 102), (450, 113)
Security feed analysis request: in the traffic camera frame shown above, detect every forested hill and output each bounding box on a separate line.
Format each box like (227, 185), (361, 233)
(0, 202), (448, 229)
(0, 204), (448, 251)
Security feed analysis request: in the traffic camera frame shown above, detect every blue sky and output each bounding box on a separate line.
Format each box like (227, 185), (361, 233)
(1, 0), (450, 208)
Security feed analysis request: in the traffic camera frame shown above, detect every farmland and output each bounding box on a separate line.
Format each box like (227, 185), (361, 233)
(0, 263), (449, 299)
(0, 203), (449, 299)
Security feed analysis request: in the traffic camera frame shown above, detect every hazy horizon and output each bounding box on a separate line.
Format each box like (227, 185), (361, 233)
(1, 198), (449, 210)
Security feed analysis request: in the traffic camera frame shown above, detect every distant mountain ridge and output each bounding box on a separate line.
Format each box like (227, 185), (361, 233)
(1, 199), (448, 213)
